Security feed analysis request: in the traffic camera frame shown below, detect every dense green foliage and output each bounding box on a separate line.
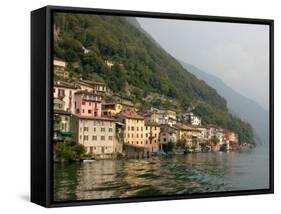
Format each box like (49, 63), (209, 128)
(54, 142), (89, 162)
(53, 13), (254, 144)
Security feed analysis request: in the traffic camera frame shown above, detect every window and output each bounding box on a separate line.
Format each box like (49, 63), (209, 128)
(146, 133), (148, 137)
(101, 128), (105, 132)
(141, 134), (143, 138)
(83, 135), (88, 141)
(137, 127), (139, 131)
(83, 127), (88, 132)
(154, 140), (156, 143)
(127, 134), (130, 138)
(88, 110), (92, 114)
(58, 89), (65, 96)
(137, 134), (139, 138)
(101, 121), (104, 126)
(136, 141), (138, 144)
(82, 101), (85, 105)
(109, 136), (113, 141)
(128, 126), (130, 131)
(164, 138), (167, 142)
(131, 126), (134, 131)
(109, 128), (113, 132)
(93, 127), (96, 132)
(89, 146), (93, 153)
(141, 127), (143, 131)
(146, 140), (148, 144)
(76, 109), (80, 114)
(82, 109), (85, 113)
(101, 136), (105, 141)
(94, 112), (97, 116)
(155, 127), (157, 130)
(92, 136), (97, 141)
(53, 88), (56, 93)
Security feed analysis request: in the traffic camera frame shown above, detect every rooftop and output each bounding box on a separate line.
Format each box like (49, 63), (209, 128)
(54, 109), (71, 116)
(74, 114), (117, 122)
(118, 111), (144, 120)
(54, 81), (78, 89)
(174, 123), (200, 131)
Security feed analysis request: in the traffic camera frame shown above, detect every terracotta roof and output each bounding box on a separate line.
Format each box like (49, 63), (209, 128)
(54, 81), (77, 89)
(54, 109), (71, 115)
(145, 121), (160, 127)
(74, 114), (116, 122)
(173, 123), (200, 131)
(118, 112), (144, 120)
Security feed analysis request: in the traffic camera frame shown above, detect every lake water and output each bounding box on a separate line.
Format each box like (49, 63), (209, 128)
(53, 146), (269, 201)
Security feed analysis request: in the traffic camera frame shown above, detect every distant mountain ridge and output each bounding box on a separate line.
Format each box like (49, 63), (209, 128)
(180, 62), (269, 145)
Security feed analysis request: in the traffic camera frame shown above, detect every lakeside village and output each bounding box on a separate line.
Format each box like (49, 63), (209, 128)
(53, 58), (251, 162)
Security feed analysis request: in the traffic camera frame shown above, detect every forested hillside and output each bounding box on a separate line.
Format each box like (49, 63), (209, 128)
(53, 13), (254, 143)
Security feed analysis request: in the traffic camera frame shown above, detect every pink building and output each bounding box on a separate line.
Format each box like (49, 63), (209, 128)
(53, 81), (78, 113)
(74, 90), (102, 117)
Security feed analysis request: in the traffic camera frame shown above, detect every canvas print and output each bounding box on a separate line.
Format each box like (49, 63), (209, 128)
(52, 12), (270, 202)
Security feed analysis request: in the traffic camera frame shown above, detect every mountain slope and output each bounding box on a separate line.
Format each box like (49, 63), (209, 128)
(180, 62), (269, 145)
(53, 13), (254, 143)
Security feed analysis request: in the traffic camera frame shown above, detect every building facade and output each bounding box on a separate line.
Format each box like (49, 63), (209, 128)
(117, 111), (160, 154)
(70, 115), (121, 158)
(53, 81), (78, 113)
(78, 79), (109, 95)
(53, 99), (72, 141)
(54, 58), (69, 78)
(102, 103), (123, 117)
(74, 90), (102, 117)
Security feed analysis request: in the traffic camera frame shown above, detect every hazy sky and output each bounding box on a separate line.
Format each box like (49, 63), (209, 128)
(137, 18), (270, 111)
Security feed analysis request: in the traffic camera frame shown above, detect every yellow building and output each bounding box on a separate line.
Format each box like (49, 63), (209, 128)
(102, 101), (138, 117)
(174, 123), (201, 148)
(117, 112), (160, 153)
(102, 103), (123, 117)
(145, 122), (160, 152)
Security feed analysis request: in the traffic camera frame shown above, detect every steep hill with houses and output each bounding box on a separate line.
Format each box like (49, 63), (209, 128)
(53, 13), (254, 144)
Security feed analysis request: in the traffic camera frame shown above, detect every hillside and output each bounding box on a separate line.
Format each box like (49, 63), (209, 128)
(53, 13), (254, 143)
(180, 62), (269, 145)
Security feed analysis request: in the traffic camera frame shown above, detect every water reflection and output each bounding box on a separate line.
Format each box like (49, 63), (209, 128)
(54, 147), (269, 201)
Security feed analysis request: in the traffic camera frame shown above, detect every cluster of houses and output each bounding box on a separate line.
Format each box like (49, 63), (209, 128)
(53, 58), (240, 159)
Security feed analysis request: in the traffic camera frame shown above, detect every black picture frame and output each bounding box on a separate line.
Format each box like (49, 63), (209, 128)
(31, 5), (274, 208)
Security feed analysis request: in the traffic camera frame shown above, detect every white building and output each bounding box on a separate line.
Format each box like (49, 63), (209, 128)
(179, 112), (202, 126)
